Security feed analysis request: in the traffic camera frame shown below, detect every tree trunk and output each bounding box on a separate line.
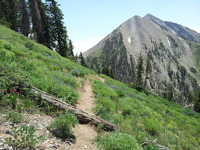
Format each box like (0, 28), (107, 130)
(142, 139), (172, 150)
(31, 87), (116, 131)
(29, 0), (45, 45)
(21, 0), (30, 36)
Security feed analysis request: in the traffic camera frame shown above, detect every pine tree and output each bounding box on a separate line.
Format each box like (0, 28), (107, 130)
(46, 0), (69, 57)
(102, 67), (109, 76)
(136, 54), (144, 90)
(0, 0), (20, 31)
(0, 0), (74, 58)
(38, 0), (51, 48)
(29, 0), (46, 45)
(194, 91), (200, 113)
(146, 58), (151, 76)
(21, 0), (30, 36)
(79, 52), (86, 67)
(109, 68), (114, 79)
(68, 40), (74, 60)
(0, 0), (10, 27)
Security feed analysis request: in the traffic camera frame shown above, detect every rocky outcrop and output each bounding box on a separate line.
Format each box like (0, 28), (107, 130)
(84, 14), (200, 104)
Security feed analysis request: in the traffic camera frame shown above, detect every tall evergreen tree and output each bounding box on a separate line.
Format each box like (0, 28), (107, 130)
(102, 67), (109, 76)
(0, 0), (74, 58)
(68, 40), (74, 58)
(79, 52), (86, 67)
(0, 0), (20, 31)
(136, 54), (144, 90)
(145, 58), (151, 77)
(29, 0), (46, 45)
(21, 0), (30, 36)
(38, 0), (51, 48)
(46, 0), (69, 57)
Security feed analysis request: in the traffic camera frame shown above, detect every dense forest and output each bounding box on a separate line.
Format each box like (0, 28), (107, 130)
(0, 0), (74, 58)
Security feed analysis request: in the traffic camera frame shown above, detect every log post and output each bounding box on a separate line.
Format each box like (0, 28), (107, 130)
(31, 87), (116, 131)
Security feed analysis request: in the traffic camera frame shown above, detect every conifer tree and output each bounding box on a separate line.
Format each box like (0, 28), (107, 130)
(145, 58), (151, 77)
(136, 54), (144, 90)
(68, 40), (74, 59)
(0, 0), (74, 58)
(46, 0), (68, 57)
(109, 68), (114, 79)
(21, 0), (30, 36)
(0, 0), (20, 31)
(102, 67), (109, 76)
(29, 0), (46, 45)
(79, 52), (86, 67)
(194, 91), (200, 113)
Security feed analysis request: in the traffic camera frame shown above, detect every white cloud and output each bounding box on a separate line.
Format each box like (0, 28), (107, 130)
(73, 36), (104, 55)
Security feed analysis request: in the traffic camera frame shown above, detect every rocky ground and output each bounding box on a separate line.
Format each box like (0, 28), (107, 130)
(0, 113), (72, 150)
(0, 78), (102, 150)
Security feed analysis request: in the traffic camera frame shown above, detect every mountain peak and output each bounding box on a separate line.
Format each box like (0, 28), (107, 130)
(143, 13), (163, 24)
(143, 13), (156, 18)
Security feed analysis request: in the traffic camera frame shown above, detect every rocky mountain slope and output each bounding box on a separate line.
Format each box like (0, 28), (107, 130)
(84, 14), (200, 104)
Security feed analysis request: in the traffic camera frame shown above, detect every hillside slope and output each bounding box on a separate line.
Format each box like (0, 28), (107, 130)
(0, 25), (200, 150)
(84, 14), (200, 104)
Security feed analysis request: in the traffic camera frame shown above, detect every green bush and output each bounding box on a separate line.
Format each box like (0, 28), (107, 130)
(24, 41), (35, 50)
(97, 132), (142, 150)
(70, 68), (87, 77)
(94, 97), (116, 121)
(6, 125), (43, 149)
(6, 111), (24, 123)
(144, 118), (161, 136)
(0, 64), (31, 97)
(16, 98), (35, 113)
(93, 80), (118, 99)
(48, 112), (77, 139)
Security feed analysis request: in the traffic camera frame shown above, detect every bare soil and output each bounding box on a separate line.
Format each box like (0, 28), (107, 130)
(68, 79), (98, 150)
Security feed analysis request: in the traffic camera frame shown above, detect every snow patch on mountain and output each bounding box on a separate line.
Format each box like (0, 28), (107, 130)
(166, 37), (171, 46)
(128, 36), (131, 43)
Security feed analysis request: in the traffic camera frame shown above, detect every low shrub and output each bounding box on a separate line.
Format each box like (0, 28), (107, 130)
(47, 112), (77, 139)
(0, 64), (31, 97)
(94, 97), (116, 121)
(6, 125), (43, 149)
(24, 41), (35, 50)
(6, 111), (24, 123)
(70, 68), (87, 77)
(97, 132), (142, 150)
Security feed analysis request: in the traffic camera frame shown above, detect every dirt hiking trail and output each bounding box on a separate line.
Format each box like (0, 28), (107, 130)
(69, 77), (104, 150)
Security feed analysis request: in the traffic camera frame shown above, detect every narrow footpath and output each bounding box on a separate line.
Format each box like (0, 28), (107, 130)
(68, 79), (98, 150)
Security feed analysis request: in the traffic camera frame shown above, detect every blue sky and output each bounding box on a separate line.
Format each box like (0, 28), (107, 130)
(59, 0), (200, 54)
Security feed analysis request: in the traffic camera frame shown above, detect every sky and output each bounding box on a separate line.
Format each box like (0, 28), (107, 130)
(58, 0), (200, 54)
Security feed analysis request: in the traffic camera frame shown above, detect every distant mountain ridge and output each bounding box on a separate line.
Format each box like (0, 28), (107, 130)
(84, 14), (200, 104)
(144, 14), (200, 42)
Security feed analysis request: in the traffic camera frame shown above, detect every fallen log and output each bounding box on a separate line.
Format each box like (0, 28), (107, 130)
(31, 87), (116, 131)
(142, 138), (172, 150)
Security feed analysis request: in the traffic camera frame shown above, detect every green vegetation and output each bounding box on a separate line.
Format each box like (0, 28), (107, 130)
(93, 74), (200, 150)
(0, 25), (92, 148)
(0, 0), (74, 59)
(0, 25), (93, 105)
(47, 112), (77, 139)
(97, 132), (142, 150)
(136, 54), (144, 90)
(6, 111), (24, 124)
(194, 44), (200, 74)
(5, 125), (43, 149)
